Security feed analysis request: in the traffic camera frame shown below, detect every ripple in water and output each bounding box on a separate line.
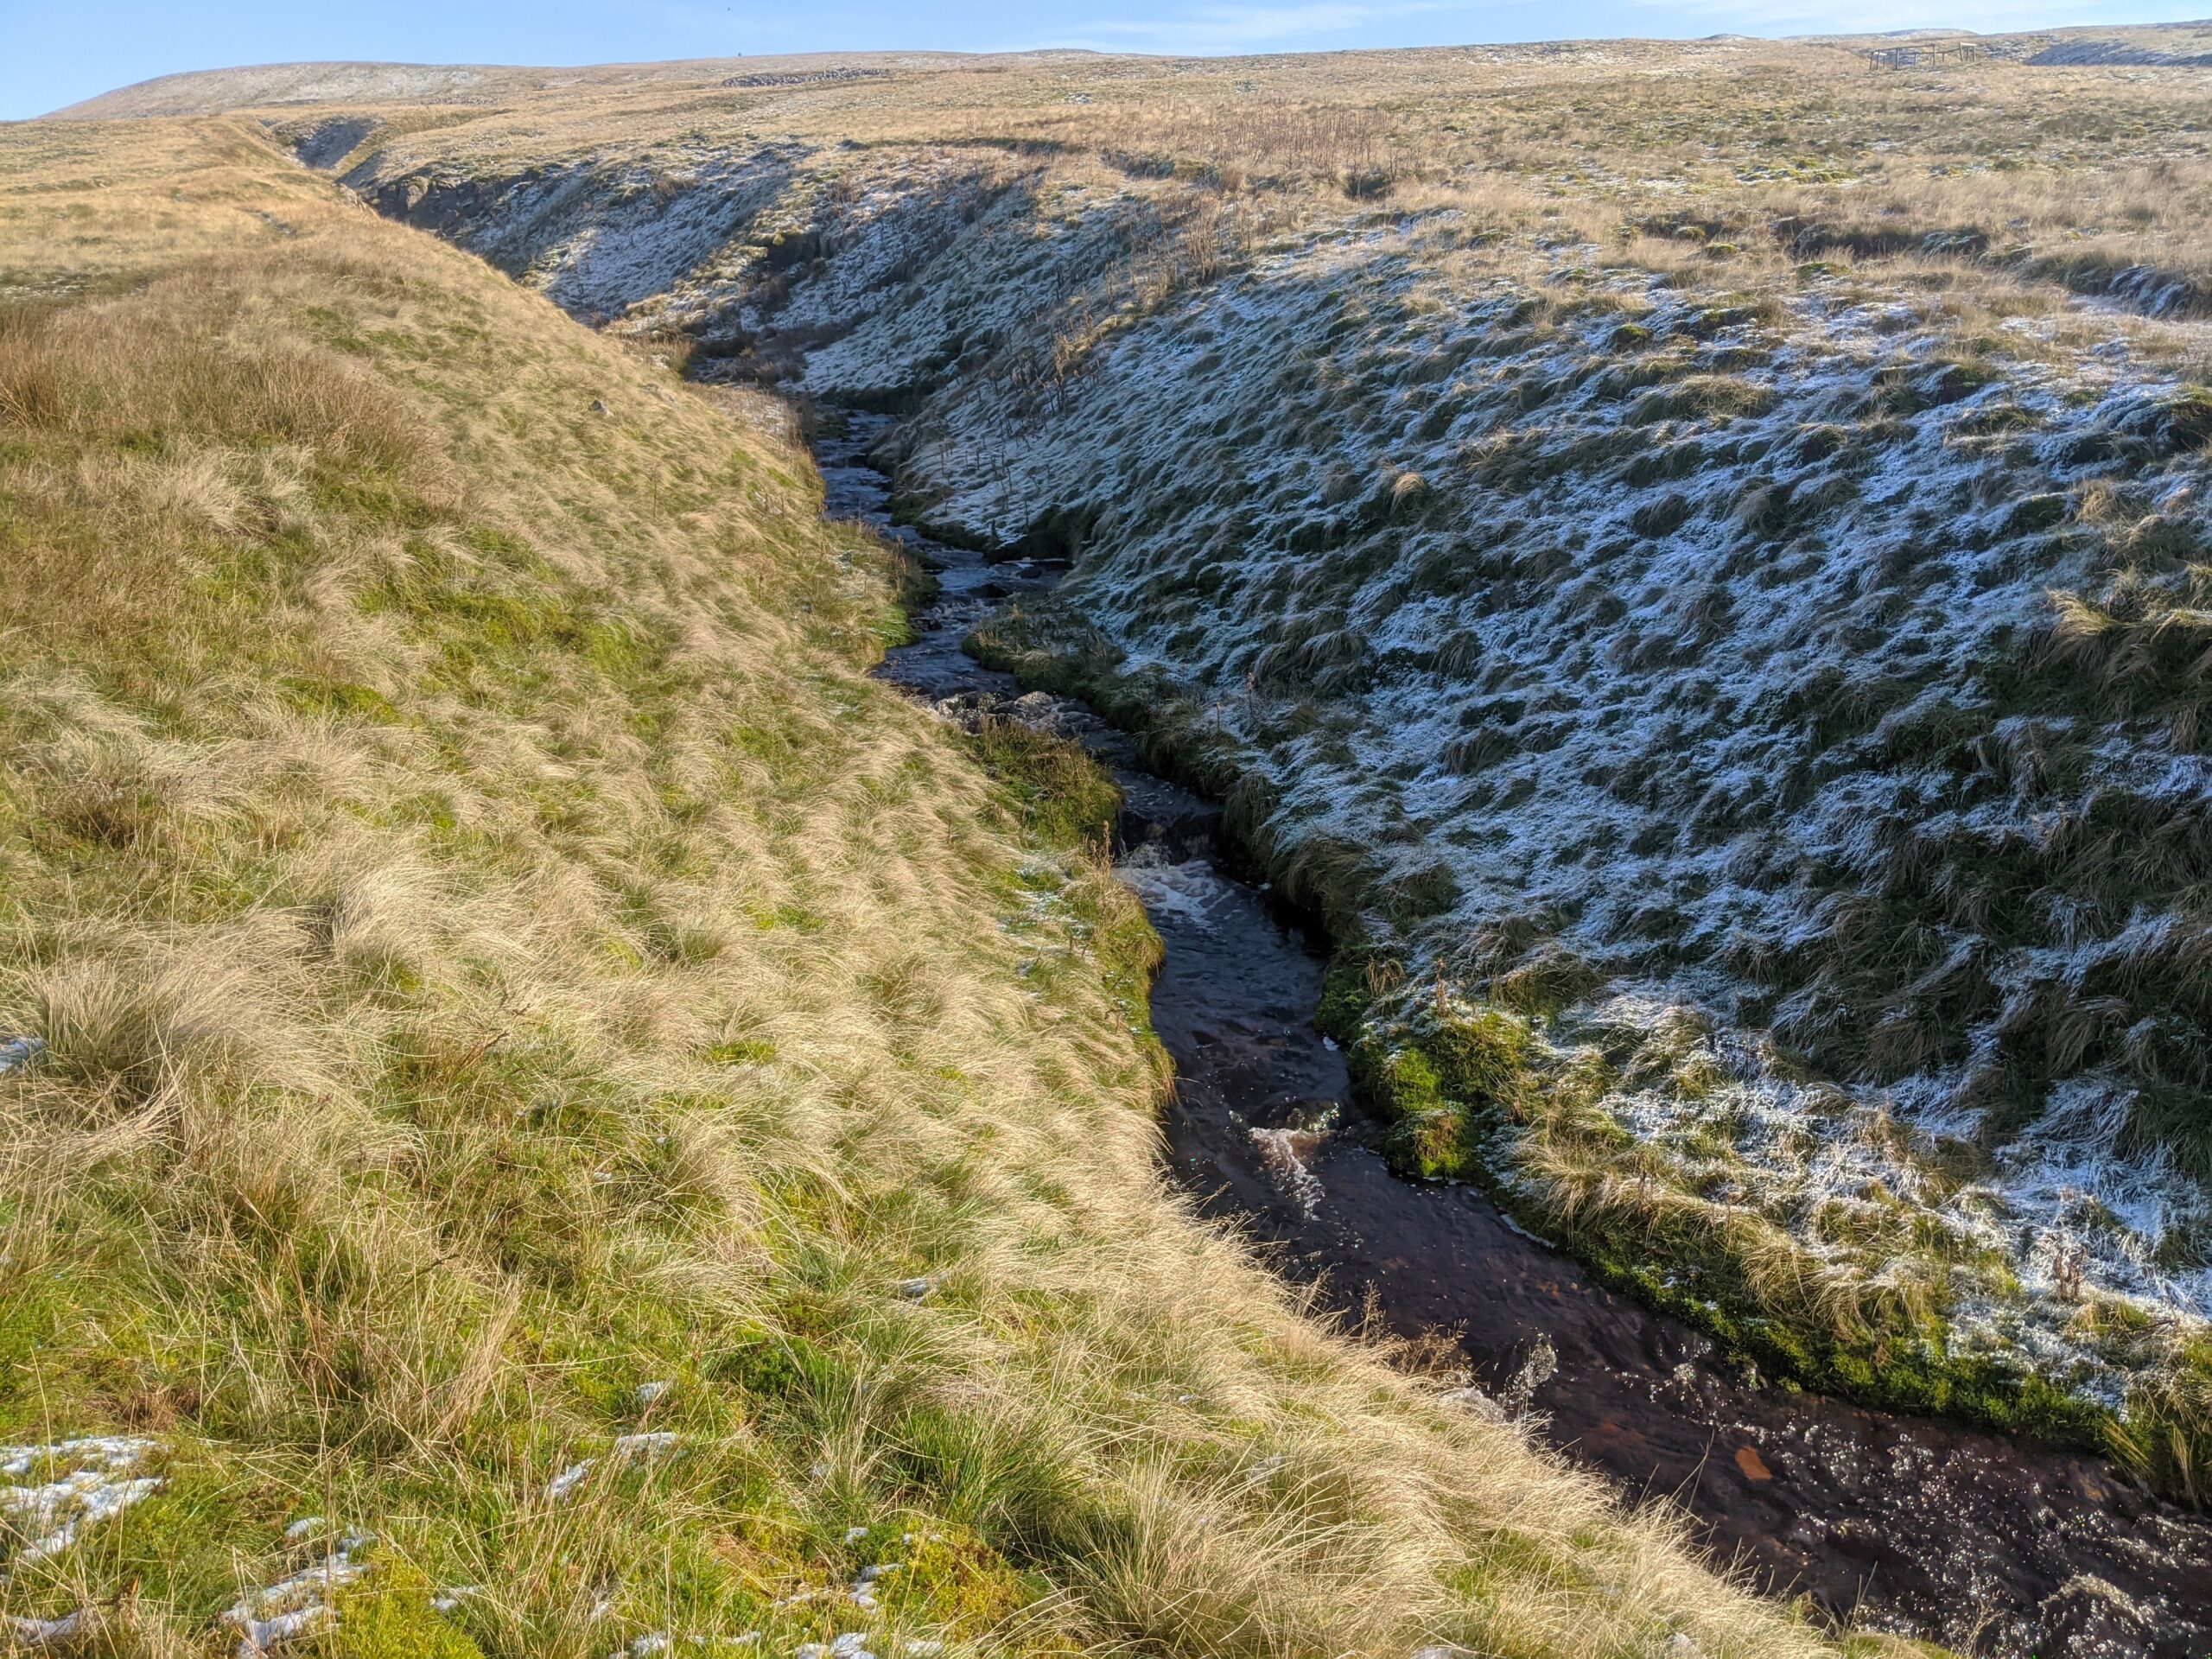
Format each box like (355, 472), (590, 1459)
(1249, 1126), (1328, 1218)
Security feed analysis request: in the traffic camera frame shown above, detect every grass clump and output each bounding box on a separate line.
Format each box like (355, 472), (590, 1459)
(968, 715), (1122, 850)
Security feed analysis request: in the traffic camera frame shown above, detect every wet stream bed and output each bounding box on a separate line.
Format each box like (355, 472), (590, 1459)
(817, 414), (2212, 1659)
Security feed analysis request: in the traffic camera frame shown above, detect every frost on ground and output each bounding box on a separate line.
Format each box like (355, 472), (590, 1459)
(223, 1528), (374, 1656)
(715, 168), (2211, 1391)
(611, 1631), (763, 1657)
(550, 1430), (685, 1500)
(0, 1436), (161, 1570)
(343, 91), (2212, 1455)
(6, 1608), (90, 1647)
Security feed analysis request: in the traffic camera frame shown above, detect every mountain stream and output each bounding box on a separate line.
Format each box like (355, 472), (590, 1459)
(817, 411), (2212, 1659)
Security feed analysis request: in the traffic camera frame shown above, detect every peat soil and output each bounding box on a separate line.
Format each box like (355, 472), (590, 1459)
(817, 411), (2212, 1659)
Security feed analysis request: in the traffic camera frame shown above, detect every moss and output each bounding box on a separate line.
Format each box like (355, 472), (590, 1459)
(704, 1317), (843, 1406)
(1425, 1006), (1533, 1106)
(1395, 1104), (1474, 1179)
(327, 1567), (487, 1659)
(1367, 1044), (1442, 1115)
(1314, 949), (1386, 1039)
(876, 1522), (1033, 1634)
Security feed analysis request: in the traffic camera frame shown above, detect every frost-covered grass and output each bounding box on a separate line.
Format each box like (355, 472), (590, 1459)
(0, 118), (1862, 1659)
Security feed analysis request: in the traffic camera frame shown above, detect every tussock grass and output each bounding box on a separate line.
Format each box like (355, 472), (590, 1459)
(966, 719), (1122, 851)
(0, 119), (1834, 1657)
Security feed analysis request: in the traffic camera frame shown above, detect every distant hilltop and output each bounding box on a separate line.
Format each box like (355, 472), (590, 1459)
(48, 51), (1091, 119)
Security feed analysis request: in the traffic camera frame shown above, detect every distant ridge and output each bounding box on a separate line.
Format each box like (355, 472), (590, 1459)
(46, 51), (1066, 118)
(2027, 35), (2212, 65)
(46, 20), (2212, 121)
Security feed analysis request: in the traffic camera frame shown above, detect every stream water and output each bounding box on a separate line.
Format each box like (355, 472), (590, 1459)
(817, 412), (2212, 1659)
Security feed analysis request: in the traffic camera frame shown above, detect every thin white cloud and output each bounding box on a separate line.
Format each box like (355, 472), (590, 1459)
(1066, 1), (1455, 53)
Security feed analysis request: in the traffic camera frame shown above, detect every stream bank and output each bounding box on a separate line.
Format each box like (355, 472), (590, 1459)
(817, 411), (2212, 1659)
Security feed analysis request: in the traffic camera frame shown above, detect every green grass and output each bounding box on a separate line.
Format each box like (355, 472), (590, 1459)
(967, 717), (1122, 851)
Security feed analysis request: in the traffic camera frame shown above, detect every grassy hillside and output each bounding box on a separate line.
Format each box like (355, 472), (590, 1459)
(213, 30), (2212, 1501)
(0, 118), (1851, 1658)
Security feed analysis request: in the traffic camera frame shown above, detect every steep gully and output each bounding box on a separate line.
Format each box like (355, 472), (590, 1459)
(815, 412), (2212, 1659)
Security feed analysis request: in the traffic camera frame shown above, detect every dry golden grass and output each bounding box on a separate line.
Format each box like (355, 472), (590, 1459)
(0, 117), (1859, 1658)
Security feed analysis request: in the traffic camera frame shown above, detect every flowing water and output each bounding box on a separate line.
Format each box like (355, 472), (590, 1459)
(817, 411), (2212, 1659)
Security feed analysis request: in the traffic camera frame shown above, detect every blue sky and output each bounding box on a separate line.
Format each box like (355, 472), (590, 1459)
(2, 0), (2203, 120)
